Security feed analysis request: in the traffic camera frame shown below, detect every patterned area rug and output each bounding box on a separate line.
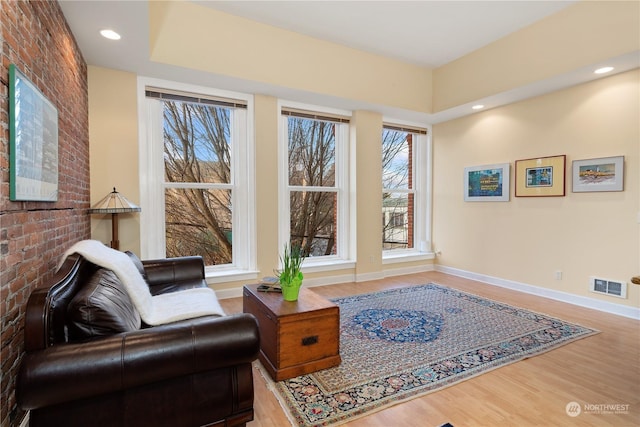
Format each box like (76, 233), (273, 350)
(264, 284), (598, 427)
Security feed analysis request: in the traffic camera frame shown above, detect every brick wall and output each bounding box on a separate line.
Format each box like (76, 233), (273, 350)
(0, 1), (89, 426)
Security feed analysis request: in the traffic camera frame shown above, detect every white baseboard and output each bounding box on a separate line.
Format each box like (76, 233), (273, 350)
(383, 262), (435, 278)
(214, 263), (640, 320)
(215, 287), (245, 299)
(354, 271), (385, 283)
(216, 263), (435, 299)
(215, 272), (358, 299)
(436, 265), (640, 320)
(304, 273), (356, 288)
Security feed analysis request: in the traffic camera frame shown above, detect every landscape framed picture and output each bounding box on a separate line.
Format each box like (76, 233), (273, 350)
(515, 155), (565, 197)
(9, 63), (59, 201)
(572, 156), (624, 192)
(463, 163), (510, 202)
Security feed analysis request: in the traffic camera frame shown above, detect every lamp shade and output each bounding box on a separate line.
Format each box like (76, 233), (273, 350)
(89, 187), (141, 214)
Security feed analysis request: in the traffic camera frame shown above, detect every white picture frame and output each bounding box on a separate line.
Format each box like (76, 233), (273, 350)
(463, 163), (510, 202)
(572, 156), (624, 192)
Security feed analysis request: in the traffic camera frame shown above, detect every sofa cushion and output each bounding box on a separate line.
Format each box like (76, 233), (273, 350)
(67, 268), (142, 341)
(125, 250), (148, 282)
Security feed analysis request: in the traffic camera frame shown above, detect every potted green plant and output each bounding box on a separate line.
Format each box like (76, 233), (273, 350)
(276, 243), (306, 301)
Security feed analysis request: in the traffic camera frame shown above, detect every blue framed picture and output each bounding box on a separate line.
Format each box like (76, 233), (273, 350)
(464, 163), (510, 202)
(9, 64), (59, 201)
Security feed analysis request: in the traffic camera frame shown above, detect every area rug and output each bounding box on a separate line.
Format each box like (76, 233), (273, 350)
(263, 283), (598, 427)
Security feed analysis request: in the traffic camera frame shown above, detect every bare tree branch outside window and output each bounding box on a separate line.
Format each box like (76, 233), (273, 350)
(382, 129), (409, 190)
(163, 100), (233, 265)
(382, 129), (413, 250)
(288, 117), (337, 257)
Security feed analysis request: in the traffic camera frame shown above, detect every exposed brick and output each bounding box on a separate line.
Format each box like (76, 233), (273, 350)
(0, 1), (90, 426)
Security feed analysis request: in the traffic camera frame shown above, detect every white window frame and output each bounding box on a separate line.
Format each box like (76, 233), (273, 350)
(137, 77), (257, 282)
(277, 100), (354, 272)
(382, 119), (433, 263)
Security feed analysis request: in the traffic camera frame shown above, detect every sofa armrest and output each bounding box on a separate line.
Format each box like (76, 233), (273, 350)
(142, 256), (207, 294)
(17, 313), (259, 410)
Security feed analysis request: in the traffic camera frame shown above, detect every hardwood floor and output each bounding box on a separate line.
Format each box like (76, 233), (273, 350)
(219, 271), (640, 427)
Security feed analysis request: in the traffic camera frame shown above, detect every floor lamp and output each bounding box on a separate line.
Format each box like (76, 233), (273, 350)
(89, 187), (141, 250)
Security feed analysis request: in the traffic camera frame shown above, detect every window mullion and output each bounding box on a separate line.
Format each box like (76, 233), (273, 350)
(164, 182), (233, 190)
(383, 188), (415, 195)
(142, 98), (167, 259)
(278, 115), (291, 251)
(289, 186), (338, 192)
(335, 123), (348, 260)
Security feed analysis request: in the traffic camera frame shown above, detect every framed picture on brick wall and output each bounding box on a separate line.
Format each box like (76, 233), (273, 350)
(9, 63), (59, 201)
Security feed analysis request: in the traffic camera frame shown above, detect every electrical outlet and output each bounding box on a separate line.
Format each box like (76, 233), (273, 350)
(555, 270), (563, 280)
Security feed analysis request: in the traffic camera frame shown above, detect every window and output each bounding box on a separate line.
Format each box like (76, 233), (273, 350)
(140, 79), (254, 275)
(382, 123), (429, 255)
(280, 104), (350, 262)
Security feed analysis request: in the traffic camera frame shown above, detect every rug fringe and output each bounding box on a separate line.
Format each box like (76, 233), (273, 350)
(254, 361), (371, 427)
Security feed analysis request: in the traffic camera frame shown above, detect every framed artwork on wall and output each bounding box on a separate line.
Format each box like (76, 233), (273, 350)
(515, 155), (566, 197)
(572, 156), (624, 192)
(463, 163), (510, 202)
(9, 63), (59, 202)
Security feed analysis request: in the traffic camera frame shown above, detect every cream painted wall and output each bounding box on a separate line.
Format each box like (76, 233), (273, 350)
(352, 110), (384, 277)
(432, 69), (639, 308)
(88, 2), (635, 306)
(88, 66), (141, 254)
(253, 94), (280, 276)
(433, 1), (640, 111)
(148, 1), (432, 114)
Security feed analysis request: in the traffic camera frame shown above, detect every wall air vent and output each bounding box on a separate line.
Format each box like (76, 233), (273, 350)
(589, 277), (627, 299)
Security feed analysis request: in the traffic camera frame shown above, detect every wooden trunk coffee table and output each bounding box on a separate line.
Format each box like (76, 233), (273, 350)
(243, 284), (341, 381)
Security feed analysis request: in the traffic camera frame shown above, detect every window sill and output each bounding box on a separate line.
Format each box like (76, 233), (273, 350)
(302, 258), (356, 274)
(205, 268), (260, 285)
(382, 251), (435, 264)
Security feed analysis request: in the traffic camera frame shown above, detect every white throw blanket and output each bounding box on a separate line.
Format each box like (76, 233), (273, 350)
(59, 240), (225, 325)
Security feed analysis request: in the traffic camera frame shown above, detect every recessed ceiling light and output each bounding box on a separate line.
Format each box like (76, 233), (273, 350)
(472, 105), (485, 110)
(594, 66), (614, 74)
(100, 29), (121, 40)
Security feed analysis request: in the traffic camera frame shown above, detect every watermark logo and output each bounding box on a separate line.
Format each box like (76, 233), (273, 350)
(566, 402), (581, 417)
(566, 401), (630, 417)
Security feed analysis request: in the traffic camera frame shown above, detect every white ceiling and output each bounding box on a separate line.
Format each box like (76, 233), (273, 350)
(58, 0), (636, 123)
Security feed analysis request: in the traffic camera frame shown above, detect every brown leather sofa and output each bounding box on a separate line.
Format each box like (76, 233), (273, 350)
(17, 252), (260, 427)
